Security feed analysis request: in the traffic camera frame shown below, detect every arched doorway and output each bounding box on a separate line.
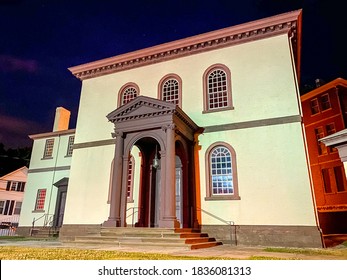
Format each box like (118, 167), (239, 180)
(103, 96), (203, 229)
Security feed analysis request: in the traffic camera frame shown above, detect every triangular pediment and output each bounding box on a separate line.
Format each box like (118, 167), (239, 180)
(107, 96), (176, 123)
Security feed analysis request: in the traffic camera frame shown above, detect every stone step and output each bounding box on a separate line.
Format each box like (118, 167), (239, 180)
(31, 228), (59, 237)
(65, 227), (223, 250)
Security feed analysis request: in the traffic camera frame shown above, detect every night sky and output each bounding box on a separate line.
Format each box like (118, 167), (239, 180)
(1, 0), (346, 148)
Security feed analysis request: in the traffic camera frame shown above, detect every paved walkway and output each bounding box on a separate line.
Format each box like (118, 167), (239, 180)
(0, 239), (346, 260)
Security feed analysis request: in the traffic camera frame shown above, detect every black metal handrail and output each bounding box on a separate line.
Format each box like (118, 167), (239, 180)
(126, 207), (140, 227)
(196, 206), (237, 246)
(30, 214), (54, 236)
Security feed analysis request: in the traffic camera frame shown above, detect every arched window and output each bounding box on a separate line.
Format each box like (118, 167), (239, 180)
(158, 74), (182, 107)
(118, 83), (139, 106)
(205, 142), (239, 200)
(203, 64), (233, 112)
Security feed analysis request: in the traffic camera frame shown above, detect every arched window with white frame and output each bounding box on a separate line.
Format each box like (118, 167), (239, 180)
(158, 74), (182, 107)
(118, 83), (139, 106)
(203, 64), (233, 112)
(205, 142), (240, 200)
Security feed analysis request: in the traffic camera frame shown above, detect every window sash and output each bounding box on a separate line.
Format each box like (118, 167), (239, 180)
(43, 139), (54, 158)
(66, 135), (75, 156)
(35, 189), (46, 211)
(210, 146), (234, 195)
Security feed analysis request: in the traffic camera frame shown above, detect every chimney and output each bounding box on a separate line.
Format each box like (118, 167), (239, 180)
(53, 107), (70, 132)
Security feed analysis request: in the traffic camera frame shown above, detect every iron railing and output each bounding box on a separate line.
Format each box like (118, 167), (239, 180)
(126, 207), (140, 227)
(196, 206), (237, 246)
(30, 213), (62, 236)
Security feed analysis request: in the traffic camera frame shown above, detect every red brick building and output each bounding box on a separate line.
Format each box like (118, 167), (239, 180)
(301, 78), (347, 236)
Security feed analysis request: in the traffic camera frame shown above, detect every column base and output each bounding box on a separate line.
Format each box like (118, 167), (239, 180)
(159, 218), (180, 228)
(102, 218), (121, 227)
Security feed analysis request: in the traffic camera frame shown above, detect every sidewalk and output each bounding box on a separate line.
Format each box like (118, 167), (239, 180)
(0, 239), (346, 260)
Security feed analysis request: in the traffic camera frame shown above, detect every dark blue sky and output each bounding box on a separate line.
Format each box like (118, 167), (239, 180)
(1, 0), (346, 148)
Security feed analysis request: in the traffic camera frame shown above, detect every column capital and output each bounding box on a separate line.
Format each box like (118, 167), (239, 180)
(161, 123), (176, 132)
(111, 131), (124, 138)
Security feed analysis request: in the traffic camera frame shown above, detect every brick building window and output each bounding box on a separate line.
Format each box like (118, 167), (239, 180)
(310, 98), (320, 115)
(334, 166), (346, 192)
(315, 127), (327, 155)
(320, 93), (331, 111)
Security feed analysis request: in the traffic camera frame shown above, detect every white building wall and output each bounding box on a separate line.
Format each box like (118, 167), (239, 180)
(18, 132), (73, 227)
(65, 33), (316, 227)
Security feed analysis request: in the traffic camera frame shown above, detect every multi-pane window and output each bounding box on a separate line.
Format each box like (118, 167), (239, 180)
(121, 87), (138, 105)
(207, 69), (229, 110)
(309, 93), (331, 115)
(334, 166), (346, 192)
(43, 138), (54, 158)
(320, 93), (331, 111)
(6, 181), (25, 192)
(210, 146), (233, 195)
(162, 79), (179, 105)
(66, 135), (75, 156)
(35, 189), (46, 211)
(1, 200), (15, 215)
(315, 127), (327, 155)
(13, 202), (22, 215)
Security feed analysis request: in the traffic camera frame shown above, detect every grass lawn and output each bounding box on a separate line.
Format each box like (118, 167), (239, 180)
(0, 246), (233, 260)
(1, 237), (346, 260)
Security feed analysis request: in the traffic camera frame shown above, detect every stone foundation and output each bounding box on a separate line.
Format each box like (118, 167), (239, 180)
(54, 224), (324, 248)
(201, 225), (324, 248)
(16, 226), (32, 237)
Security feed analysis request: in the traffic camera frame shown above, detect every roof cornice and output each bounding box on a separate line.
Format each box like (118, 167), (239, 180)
(29, 128), (76, 140)
(69, 9), (302, 81)
(300, 77), (347, 101)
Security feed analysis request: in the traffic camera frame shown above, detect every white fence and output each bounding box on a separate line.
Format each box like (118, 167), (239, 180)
(0, 215), (19, 236)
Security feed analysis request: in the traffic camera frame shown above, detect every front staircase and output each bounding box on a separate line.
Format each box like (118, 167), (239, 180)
(63, 227), (222, 250)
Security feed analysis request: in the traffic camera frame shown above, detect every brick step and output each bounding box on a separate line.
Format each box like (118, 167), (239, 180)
(190, 241), (223, 250)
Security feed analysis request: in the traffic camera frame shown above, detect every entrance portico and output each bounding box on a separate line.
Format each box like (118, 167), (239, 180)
(103, 96), (203, 229)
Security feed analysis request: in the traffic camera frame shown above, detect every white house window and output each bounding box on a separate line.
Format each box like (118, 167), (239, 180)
(66, 135), (75, 156)
(13, 202), (22, 215)
(6, 181), (25, 192)
(1, 200), (15, 215)
(0, 201), (5, 214)
(43, 138), (54, 158)
(34, 189), (46, 211)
